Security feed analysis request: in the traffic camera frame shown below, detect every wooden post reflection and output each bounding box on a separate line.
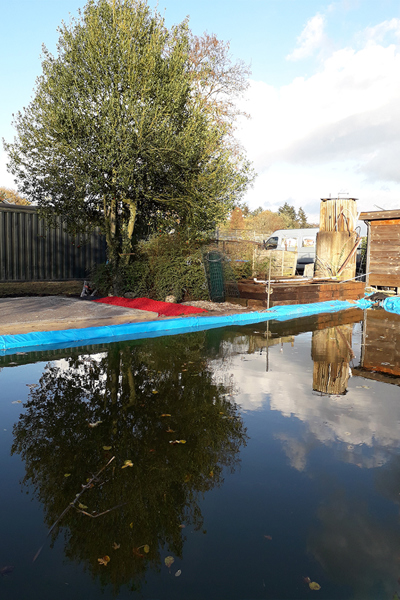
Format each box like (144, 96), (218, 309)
(311, 324), (354, 394)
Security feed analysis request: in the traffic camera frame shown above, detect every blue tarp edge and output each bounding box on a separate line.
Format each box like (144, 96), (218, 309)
(382, 296), (400, 315)
(0, 298), (372, 355)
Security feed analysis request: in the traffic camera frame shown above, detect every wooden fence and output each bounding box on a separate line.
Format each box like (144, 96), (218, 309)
(0, 204), (106, 281)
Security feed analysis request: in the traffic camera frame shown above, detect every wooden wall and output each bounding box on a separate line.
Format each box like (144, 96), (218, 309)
(368, 219), (400, 288)
(316, 198), (358, 281)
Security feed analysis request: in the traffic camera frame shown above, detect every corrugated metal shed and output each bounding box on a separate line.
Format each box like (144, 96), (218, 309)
(359, 209), (400, 289)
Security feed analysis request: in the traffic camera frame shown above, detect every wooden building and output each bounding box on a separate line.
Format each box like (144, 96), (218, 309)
(359, 209), (400, 290)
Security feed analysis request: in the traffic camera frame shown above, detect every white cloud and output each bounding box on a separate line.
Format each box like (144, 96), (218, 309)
(238, 20), (400, 216)
(362, 17), (400, 44)
(286, 13), (326, 61)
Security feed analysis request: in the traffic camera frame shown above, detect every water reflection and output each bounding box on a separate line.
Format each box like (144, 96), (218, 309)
(5, 309), (400, 599)
(11, 333), (247, 593)
(312, 324), (353, 395)
(353, 308), (400, 385)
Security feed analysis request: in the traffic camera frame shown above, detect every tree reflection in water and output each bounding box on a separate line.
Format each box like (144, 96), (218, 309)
(12, 333), (247, 593)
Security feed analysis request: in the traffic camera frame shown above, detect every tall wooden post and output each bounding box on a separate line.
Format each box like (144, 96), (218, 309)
(315, 198), (358, 280)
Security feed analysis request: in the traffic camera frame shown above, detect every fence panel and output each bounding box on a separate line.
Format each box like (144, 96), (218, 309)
(0, 205), (106, 281)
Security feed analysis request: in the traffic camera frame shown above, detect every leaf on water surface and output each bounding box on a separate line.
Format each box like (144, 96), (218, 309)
(169, 440), (186, 445)
(11, 400), (22, 404)
(302, 577), (311, 584)
(166, 428), (175, 433)
(149, 449), (156, 453)
(112, 542), (120, 550)
(165, 556), (174, 568)
(309, 582), (321, 590)
(0, 565), (14, 576)
(160, 414), (171, 417)
(133, 548), (144, 558)
(152, 390), (159, 394)
(184, 474), (191, 482)
(78, 503), (88, 510)
(64, 473), (71, 478)
(393, 593), (399, 600)
(175, 570), (182, 577)
(122, 460), (133, 468)
(264, 535), (272, 540)
(88, 420), (102, 428)
(103, 446), (112, 451)
(129, 522), (133, 528)
(179, 524), (185, 528)
(362, 385), (370, 389)
(98, 556), (110, 566)
(143, 545), (150, 554)
(209, 471), (214, 477)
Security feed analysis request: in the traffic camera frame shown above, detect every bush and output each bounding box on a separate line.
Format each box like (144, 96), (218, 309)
(91, 234), (210, 301)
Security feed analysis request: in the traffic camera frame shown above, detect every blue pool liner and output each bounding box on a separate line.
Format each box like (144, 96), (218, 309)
(0, 298), (373, 355)
(382, 296), (400, 315)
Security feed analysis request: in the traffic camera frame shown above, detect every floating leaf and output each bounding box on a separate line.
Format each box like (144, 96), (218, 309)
(112, 542), (120, 550)
(149, 449), (156, 453)
(11, 400), (22, 404)
(78, 503), (88, 510)
(169, 440), (186, 445)
(88, 420), (102, 428)
(175, 569), (182, 577)
(129, 522), (133, 528)
(166, 428), (175, 433)
(152, 390), (159, 394)
(64, 473), (71, 478)
(184, 474), (191, 482)
(209, 471), (214, 477)
(133, 547), (144, 558)
(302, 576), (311, 584)
(164, 556), (174, 568)
(179, 524), (185, 529)
(98, 555), (110, 566)
(264, 535), (272, 540)
(103, 446), (112, 451)
(179, 440), (186, 444)
(160, 414), (171, 417)
(122, 460), (133, 469)
(309, 582), (321, 590)
(143, 544), (150, 554)
(0, 566), (14, 576)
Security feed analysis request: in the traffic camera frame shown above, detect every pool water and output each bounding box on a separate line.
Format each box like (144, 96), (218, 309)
(1, 309), (400, 600)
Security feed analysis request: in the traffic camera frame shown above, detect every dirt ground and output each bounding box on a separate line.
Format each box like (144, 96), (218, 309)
(0, 280), (83, 298)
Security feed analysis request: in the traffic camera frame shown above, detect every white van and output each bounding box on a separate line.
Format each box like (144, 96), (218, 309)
(263, 228), (319, 274)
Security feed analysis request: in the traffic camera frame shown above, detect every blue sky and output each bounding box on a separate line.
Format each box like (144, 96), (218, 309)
(2, 0), (400, 221)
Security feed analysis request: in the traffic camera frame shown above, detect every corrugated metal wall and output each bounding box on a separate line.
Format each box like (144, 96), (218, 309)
(0, 204), (107, 281)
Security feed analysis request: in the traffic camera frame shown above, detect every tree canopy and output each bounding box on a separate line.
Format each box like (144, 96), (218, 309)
(4, 0), (253, 271)
(0, 186), (29, 205)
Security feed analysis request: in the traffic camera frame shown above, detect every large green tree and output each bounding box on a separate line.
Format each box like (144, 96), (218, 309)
(4, 0), (252, 271)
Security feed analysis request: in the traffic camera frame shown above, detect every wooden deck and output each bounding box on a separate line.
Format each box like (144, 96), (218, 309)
(228, 278), (365, 308)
